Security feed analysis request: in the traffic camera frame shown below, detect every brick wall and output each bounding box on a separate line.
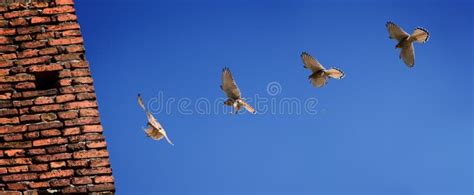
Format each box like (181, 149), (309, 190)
(0, 0), (115, 193)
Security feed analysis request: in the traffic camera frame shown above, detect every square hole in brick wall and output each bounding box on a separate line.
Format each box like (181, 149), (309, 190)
(34, 71), (59, 90)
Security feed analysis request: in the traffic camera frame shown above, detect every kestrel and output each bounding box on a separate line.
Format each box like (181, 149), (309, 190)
(301, 52), (345, 87)
(386, 21), (429, 67)
(137, 94), (174, 145)
(220, 67), (256, 114)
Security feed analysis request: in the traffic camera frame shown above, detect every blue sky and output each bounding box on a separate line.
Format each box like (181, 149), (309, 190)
(75, 0), (472, 194)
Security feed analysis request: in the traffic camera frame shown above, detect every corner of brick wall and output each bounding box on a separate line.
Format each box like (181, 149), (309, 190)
(0, 0), (115, 193)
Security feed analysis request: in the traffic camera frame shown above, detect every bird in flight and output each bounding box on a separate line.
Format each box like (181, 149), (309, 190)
(301, 52), (345, 87)
(386, 21), (429, 68)
(220, 67), (256, 114)
(137, 94), (174, 145)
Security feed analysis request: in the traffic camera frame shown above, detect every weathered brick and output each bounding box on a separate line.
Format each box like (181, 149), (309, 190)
(17, 26), (43, 35)
(43, 6), (75, 15)
(0, 36), (13, 44)
(57, 13), (77, 22)
(3, 149), (25, 157)
(58, 78), (72, 86)
(46, 145), (67, 154)
(35, 32), (56, 40)
(3, 10), (38, 19)
(28, 181), (50, 188)
(0, 158), (30, 166)
(23, 89), (58, 98)
(73, 77), (93, 84)
(31, 1), (49, 8)
(89, 159), (109, 168)
(63, 127), (80, 135)
(34, 153), (71, 162)
(30, 104), (63, 113)
(9, 17), (27, 26)
(24, 131), (39, 139)
(87, 183), (115, 192)
(0, 125), (26, 134)
(30, 16), (51, 24)
(82, 125), (103, 133)
(15, 56), (51, 66)
(73, 176), (92, 184)
(66, 44), (83, 53)
(20, 40), (46, 49)
(27, 121), (63, 131)
(94, 175), (114, 183)
(50, 161), (66, 168)
(69, 133), (103, 142)
(50, 178), (71, 187)
(38, 47), (58, 55)
(14, 35), (32, 42)
(67, 159), (88, 167)
(0, 28), (16, 36)
(0, 141), (31, 149)
(13, 99), (33, 107)
(62, 186), (87, 193)
(65, 117), (100, 126)
(0, 116), (19, 124)
(62, 29), (81, 36)
(3, 133), (23, 141)
(7, 165), (28, 173)
(0, 45), (17, 52)
(79, 109), (99, 117)
(56, 94), (75, 103)
(54, 53), (83, 61)
(28, 164), (48, 172)
(39, 169), (73, 179)
(56, 0), (74, 5)
(15, 82), (35, 90)
(64, 100), (97, 110)
(58, 110), (77, 119)
(40, 129), (61, 137)
(48, 37), (82, 46)
(0, 60), (14, 68)
(0, 73), (35, 83)
(87, 141), (107, 149)
(19, 114), (40, 123)
(6, 182), (27, 190)
(69, 61), (89, 68)
(73, 149), (108, 159)
(1, 173), (37, 182)
(27, 148), (45, 155)
(33, 137), (68, 147)
(17, 49), (38, 58)
(34, 96), (54, 105)
(76, 167), (112, 176)
(0, 108), (18, 117)
(0, 167), (6, 174)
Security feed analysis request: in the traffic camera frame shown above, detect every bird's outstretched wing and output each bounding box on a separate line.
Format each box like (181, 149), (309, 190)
(138, 94), (174, 145)
(386, 21), (410, 41)
(239, 99), (256, 114)
(325, 68), (345, 79)
(410, 27), (429, 43)
(301, 52), (325, 72)
(400, 43), (415, 68)
(221, 67), (241, 99)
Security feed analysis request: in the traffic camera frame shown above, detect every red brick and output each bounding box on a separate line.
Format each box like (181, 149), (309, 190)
(0, 92), (12, 100)
(58, 78), (72, 86)
(62, 186), (87, 193)
(0, 20), (8, 27)
(56, 94), (75, 103)
(29, 181), (50, 188)
(76, 167), (112, 176)
(31, 1), (49, 8)
(39, 169), (73, 179)
(67, 159), (88, 167)
(43, 6), (75, 15)
(63, 127), (80, 135)
(0, 158), (30, 166)
(34, 153), (71, 162)
(24, 131), (40, 139)
(66, 45), (84, 53)
(20, 40), (46, 49)
(35, 32), (56, 40)
(76, 93), (96, 101)
(87, 141), (107, 149)
(46, 145), (67, 153)
(3, 133), (23, 141)
(0, 167), (6, 174)
(73, 149), (108, 159)
(38, 47), (58, 55)
(0, 60), (13, 68)
(55, 53), (83, 61)
(7, 165), (28, 173)
(34, 96), (54, 105)
(62, 30), (81, 36)
(0, 28), (16, 35)
(0, 73), (35, 83)
(73, 176), (93, 184)
(29, 64), (63, 73)
(15, 82), (35, 90)
(73, 77), (93, 84)
(3, 10), (38, 19)
(1, 53), (17, 60)
(71, 69), (90, 77)
(14, 35), (32, 42)
(28, 164), (48, 172)
(30, 16), (51, 24)
(28, 121), (63, 131)
(55, 0), (74, 5)
(0, 45), (17, 52)
(13, 100), (34, 108)
(0, 108), (18, 117)
(64, 100), (97, 110)
(87, 183), (115, 192)
(0, 141), (31, 148)
(50, 161), (66, 168)
(0, 36), (13, 44)
(69, 133), (104, 142)
(27, 148), (45, 156)
(0, 116), (19, 124)
(82, 125), (103, 133)
(22, 89), (57, 98)
(30, 104), (63, 113)
(6, 182), (27, 190)
(65, 117), (100, 126)
(9, 17), (27, 26)
(50, 178), (71, 187)
(41, 129), (61, 137)
(48, 37), (83, 46)
(94, 175), (114, 183)
(0, 68), (10, 76)
(57, 13), (77, 22)
(0, 125), (27, 134)
(58, 110), (78, 119)
(15, 56), (51, 66)
(33, 137), (68, 147)
(1, 173), (37, 182)
(3, 149), (25, 157)
(17, 49), (38, 58)
(17, 26), (43, 35)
